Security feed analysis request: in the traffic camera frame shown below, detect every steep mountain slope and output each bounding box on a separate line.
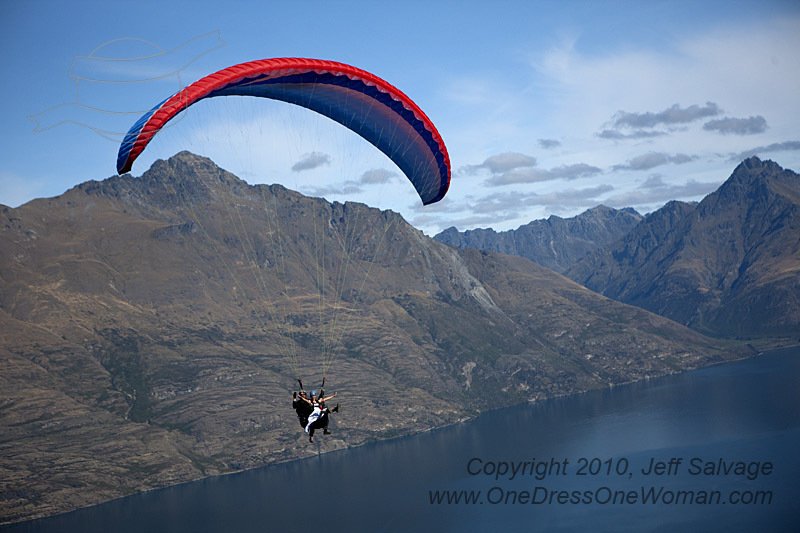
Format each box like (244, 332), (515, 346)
(434, 205), (642, 273)
(0, 152), (739, 523)
(567, 158), (800, 338)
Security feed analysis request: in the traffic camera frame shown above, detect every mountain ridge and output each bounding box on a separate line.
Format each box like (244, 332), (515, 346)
(434, 157), (799, 340)
(434, 204), (642, 274)
(1, 152), (744, 524)
(566, 157), (799, 338)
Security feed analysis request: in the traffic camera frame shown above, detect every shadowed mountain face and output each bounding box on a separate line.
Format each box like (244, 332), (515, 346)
(434, 205), (642, 274)
(566, 158), (800, 339)
(0, 152), (739, 523)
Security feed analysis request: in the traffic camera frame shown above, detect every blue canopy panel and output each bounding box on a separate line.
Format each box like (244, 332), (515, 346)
(207, 72), (448, 205)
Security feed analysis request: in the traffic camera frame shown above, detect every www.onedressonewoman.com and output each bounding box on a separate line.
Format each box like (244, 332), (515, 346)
(428, 484), (773, 506)
(428, 456), (775, 506)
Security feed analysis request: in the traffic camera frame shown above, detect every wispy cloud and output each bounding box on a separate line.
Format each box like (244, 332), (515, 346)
(291, 152), (331, 172)
(596, 103), (723, 141)
(464, 151), (602, 187)
(359, 168), (398, 184)
(412, 170), (622, 232)
(535, 17), (800, 151)
(415, 211), (520, 232)
(612, 152), (698, 171)
(529, 184), (615, 209)
(546, 163), (603, 179)
(485, 163), (602, 186)
(727, 140), (800, 162)
(416, 184), (614, 231)
(597, 129), (667, 140)
(604, 174), (720, 208)
(303, 181), (363, 197)
(703, 116), (768, 135)
(484, 167), (551, 186)
(464, 152), (537, 175)
(408, 195), (462, 215)
(300, 167), (399, 198)
(538, 138), (561, 149)
(611, 102), (722, 129)
(468, 185), (615, 219)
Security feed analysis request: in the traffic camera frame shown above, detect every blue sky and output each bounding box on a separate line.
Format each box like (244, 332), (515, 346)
(2, 0), (799, 234)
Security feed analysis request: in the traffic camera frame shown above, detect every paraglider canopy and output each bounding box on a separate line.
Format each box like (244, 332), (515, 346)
(117, 57), (451, 205)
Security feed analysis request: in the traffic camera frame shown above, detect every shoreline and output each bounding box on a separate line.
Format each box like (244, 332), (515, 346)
(6, 339), (797, 528)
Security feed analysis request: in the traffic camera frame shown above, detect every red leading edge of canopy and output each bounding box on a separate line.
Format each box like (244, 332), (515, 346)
(123, 58), (451, 197)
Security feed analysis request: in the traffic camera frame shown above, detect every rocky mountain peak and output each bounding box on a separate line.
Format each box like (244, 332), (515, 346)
(701, 157), (798, 218)
(567, 158), (799, 338)
(734, 156), (779, 174)
(67, 152), (253, 210)
(725, 156), (794, 192)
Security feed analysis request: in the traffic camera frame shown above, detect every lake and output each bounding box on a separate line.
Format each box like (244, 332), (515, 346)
(5, 346), (799, 532)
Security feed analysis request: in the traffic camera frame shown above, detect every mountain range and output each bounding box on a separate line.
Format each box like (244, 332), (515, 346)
(0, 152), (748, 523)
(437, 157), (800, 341)
(435, 205), (642, 274)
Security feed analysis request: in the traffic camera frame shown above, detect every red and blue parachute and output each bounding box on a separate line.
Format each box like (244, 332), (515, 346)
(117, 58), (450, 205)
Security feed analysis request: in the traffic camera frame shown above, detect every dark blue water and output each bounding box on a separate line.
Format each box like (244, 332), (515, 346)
(6, 347), (799, 532)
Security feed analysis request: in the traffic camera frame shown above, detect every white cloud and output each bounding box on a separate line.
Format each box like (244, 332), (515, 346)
(485, 167), (551, 186)
(292, 152), (331, 172)
(703, 116), (768, 135)
(486, 162), (602, 186)
(545, 163), (603, 180)
(533, 17), (800, 143)
(727, 141), (800, 162)
(464, 152), (537, 175)
(613, 152), (698, 171)
(604, 174), (720, 209)
(360, 168), (397, 184)
(612, 102), (722, 129)
(597, 129), (667, 140)
(304, 181), (363, 197)
(538, 138), (561, 149)
(414, 183), (615, 234)
(301, 168), (400, 198)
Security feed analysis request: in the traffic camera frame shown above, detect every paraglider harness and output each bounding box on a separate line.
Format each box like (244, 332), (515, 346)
(293, 378), (338, 442)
